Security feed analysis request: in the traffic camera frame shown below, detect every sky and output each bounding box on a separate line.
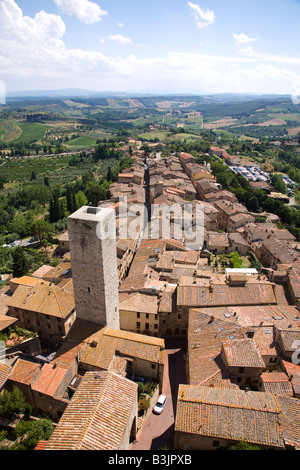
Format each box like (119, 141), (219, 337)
(0, 0), (300, 98)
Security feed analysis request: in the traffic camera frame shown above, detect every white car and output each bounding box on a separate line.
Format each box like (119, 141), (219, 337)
(153, 394), (167, 415)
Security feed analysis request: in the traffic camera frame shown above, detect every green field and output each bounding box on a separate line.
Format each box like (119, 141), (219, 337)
(0, 119), (22, 142)
(0, 155), (70, 182)
(268, 113), (300, 122)
(13, 122), (51, 144)
(0, 120), (51, 144)
(65, 136), (98, 147)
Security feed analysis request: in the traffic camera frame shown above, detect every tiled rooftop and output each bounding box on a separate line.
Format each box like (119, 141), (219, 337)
(79, 326), (165, 371)
(177, 281), (277, 308)
(7, 281), (75, 318)
(119, 292), (159, 314)
(8, 358), (41, 385)
(222, 338), (265, 368)
(0, 362), (12, 390)
(45, 371), (138, 450)
(31, 363), (69, 397)
(175, 385), (285, 448)
(260, 373), (294, 397)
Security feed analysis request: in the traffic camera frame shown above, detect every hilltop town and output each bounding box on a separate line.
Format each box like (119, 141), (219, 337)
(0, 102), (300, 451)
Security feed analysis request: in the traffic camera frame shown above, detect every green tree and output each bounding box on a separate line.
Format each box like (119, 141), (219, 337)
(12, 418), (54, 450)
(229, 252), (243, 269)
(0, 386), (26, 416)
(229, 440), (261, 450)
(49, 193), (63, 223)
(66, 186), (77, 214)
(12, 246), (29, 277)
(86, 183), (107, 205)
(271, 173), (288, 195)
(75, 191), (88, 209)
(29, 219), (54, 241)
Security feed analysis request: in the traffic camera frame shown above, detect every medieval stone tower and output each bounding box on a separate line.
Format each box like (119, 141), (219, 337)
(68, 206), (120, 329)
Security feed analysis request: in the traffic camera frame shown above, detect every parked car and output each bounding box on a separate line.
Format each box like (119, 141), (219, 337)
(153, 394), (167, 415)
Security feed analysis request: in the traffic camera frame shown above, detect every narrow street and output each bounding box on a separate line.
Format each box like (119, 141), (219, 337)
(130, 339), (187, 451)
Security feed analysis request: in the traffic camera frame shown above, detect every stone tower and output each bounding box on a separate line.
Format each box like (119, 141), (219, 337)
(68, 206), (120, 329)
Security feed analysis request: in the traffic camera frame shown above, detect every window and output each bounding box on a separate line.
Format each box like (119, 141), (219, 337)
(178, 314), (181, 319)
(88, 287), (90, 293)
(154, 324), (158, 329)
(146, 313), (149, 319)
(151, 364), (156, 370)
(145, 323), (150, 330)
(239, 367), (245, 374)
(137, 312), (140, 319)
(136, 322), (140, 328)
(212, 440), (220, 448)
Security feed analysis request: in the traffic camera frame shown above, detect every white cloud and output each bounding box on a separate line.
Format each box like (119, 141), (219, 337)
(109, 34), (132, 45)
(0, 0), (66, 45)
(118, 22), (124, 28)
(238, 46), (256, 56)
(53, 0), (108, 24)
(187, 2), (215, 29)
(1, 0), (299, 97)
(234, 33), (256, 44)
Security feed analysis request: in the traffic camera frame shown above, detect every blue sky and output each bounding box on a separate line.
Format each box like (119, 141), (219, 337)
(0, 0), (300, 97)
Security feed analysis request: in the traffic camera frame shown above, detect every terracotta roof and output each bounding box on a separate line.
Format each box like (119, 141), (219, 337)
(280, 359), (300, 396)
(175, 385), (285, 449)
(10, 276), (48, 288)
(277, 396), (300, 449)
(177, 282), (276, 308)
(7, 282), (75, 318)
(222, 338), (265, 368)
(50, 341), (86, 370)
(119, 292), (159, 314)
(0, 314), (18, 332)
(31, 265), (53, 279)
(261, 373), (294, 397)
(42, 262), (72, 281)
(279, 329), (300, 354)
(207, 232), (230, 248)
(45, 371), (138, 450)
(31, 363), (70, 397)
(34, 440), (48, 450)
(0, 362), (11, 389)
(188, 309), (244, 387)
(8, 358), (41, 385)
(196, 305), (298, 330)
(80, 327), (165, 370)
